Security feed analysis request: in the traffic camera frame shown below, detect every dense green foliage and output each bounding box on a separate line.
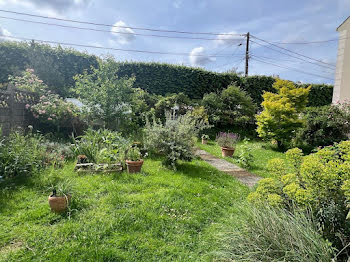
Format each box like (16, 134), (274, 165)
(74, 57), (135, 130)
(256, 79), (310, 148)
(153, 92), (191, 121)
(0, 41), (99, 97)
(72, 129), (129, 164)
(218, 206), (334, 262)
(0, 131), (73, 179)
(203, 85), (256, 127)
(293, 105), (350, 151)
(0, 131), (45, 178)
(0, 42), (333, 105)
(248, 143), (350, 256)
(306, 84), (334, 107)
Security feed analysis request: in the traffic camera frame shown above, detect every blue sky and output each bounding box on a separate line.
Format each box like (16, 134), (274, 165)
(0, 0), (349, 84)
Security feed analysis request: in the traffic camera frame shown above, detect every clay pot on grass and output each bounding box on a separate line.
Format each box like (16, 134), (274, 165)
(48, 193), (71, 213)
(126, 159), (144, 173)
(221, 147), (235, 157)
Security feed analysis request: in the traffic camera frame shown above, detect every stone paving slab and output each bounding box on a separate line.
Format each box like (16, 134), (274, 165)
(195, 149), (261, 188)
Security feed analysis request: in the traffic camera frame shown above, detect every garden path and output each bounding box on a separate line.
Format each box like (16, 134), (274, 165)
(195, 149), (261, 188)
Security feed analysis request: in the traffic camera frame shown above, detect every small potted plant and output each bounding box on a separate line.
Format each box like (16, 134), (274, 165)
(216, 132), (240, 157)
(125, 146), (143, 173)
(48, 181), (73, 213)
(201, 134), (209, 144)
(77, 154), (88, 164)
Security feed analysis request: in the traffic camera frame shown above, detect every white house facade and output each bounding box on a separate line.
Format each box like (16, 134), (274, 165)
(333, 16), (350, 103)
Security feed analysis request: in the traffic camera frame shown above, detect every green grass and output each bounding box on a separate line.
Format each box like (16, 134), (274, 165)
(0, 158), (249, 261)
(197, 140), (286, 178)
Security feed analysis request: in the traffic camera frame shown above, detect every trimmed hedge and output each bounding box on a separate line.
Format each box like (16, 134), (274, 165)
(0, 41), (99, 97)
(0, 41), (333, 105)
(116, 62), (240, 99)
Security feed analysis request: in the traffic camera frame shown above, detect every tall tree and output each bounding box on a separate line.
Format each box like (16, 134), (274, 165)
(74, 57), (135, 129)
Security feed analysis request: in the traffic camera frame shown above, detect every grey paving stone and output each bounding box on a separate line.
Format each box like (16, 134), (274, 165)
(195, 149), (261, 188)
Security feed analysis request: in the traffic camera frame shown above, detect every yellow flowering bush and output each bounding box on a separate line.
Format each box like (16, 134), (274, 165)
(248, 141), (350, 251)
(256, 79), (310, 149)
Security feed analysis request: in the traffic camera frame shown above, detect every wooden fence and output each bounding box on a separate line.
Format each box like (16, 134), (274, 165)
(0, 85), (38, 136)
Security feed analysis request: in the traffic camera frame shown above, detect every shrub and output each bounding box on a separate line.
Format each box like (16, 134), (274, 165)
(248, 142), (350, 256)
(74, 57), (135, 130)
(0, 131), (46, 178)
(293, 105), (350, 152)
(144, 113), (208, 169)
(29, 92), (81, 133)
(216, 132), (240, 148)
(153, 92), (191, 121)
(72, 129), (129, 164)
(128, 88), (158, 131)
(217, 206), (335, 262)
(8, 68), (47, 94)
(202, 85), (256, 127)
(256, 79), (310, 149)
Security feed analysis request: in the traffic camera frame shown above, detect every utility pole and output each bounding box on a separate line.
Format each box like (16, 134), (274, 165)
(245, 32), (250, 77)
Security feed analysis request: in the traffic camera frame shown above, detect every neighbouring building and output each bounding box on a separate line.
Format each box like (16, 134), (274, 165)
(333, 16), (350, 103)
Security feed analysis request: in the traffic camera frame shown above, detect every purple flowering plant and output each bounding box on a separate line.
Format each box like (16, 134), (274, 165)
(216, 132), (240, 148)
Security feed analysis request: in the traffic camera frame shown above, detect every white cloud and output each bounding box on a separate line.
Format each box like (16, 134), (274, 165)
(189, 46), (213, 66)
(110, 21), (136, 45)
(0, 25), (12, 41)
(215, 31), (243, 46)
(173, 0), (183, 8)
(0, 0), (91, 16)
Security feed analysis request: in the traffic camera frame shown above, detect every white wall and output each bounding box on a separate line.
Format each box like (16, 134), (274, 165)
(333, 19), (350, 103)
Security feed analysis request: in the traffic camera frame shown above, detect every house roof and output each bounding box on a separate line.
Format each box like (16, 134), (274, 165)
(337, 16), (350, 31)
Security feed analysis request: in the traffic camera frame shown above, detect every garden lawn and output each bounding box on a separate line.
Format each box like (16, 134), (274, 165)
(197, 140), (285, 178)
(0, 158), (249, 262)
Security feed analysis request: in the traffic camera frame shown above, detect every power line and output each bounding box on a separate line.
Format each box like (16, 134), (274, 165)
(251, 56), (334, 81)
(210, 38), (245, 70)
(251, 54), (334, 73)
(0, 35), (244, 58)
(211, 36), (245, 56)
(213, 56), (245, 71)
(0, 15), (246, 41)
(272, 39), (338, 44)
(272, 35), (350, 45)
(0, 9), (245, 37)
(250, 39), (335, 70)
(251, 35), (336, 68)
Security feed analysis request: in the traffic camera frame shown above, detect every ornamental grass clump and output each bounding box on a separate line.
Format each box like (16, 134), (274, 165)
(216, 132), (240, 149)
(217, 206), (335, 262)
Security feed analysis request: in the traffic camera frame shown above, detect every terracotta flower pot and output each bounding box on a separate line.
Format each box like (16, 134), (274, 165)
(202, 138), (208, 144)
(48, 194), (71, 213)
(221, 147), (235, 157)
(126, 159), (144, 173)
